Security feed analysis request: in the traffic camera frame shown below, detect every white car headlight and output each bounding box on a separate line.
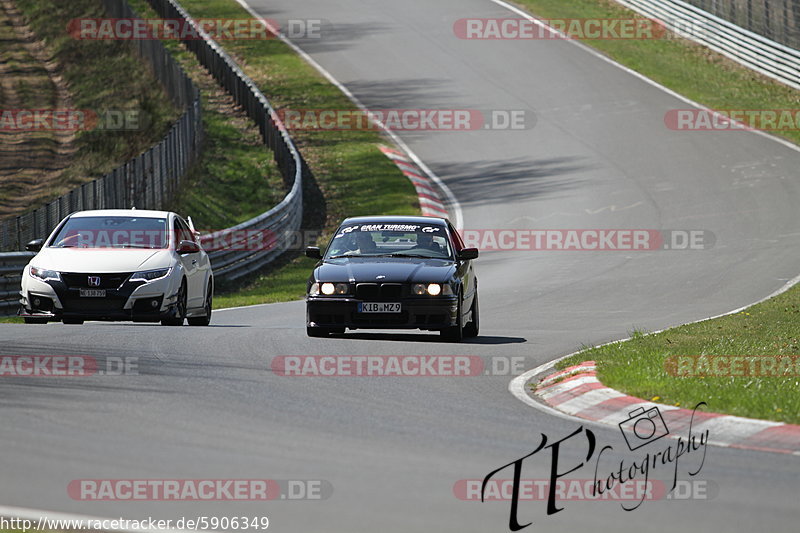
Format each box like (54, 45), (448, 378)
(130, 268), (172, 282)
(310, 282), (349, 296)
(29, 266), (61, 282)
(412, 283), (452, 296)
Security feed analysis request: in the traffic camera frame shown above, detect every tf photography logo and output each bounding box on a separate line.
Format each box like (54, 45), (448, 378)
(479, 402), (710, 530)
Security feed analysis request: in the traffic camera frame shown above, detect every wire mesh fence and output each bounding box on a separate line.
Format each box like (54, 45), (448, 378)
(0, 0), (203, 252)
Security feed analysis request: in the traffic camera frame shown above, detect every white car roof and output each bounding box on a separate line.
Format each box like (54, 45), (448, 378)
(69, 209), (174, 219)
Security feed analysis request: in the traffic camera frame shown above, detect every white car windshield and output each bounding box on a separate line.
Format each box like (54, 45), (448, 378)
(326, 223), (453, 259)
(49, 216), (169, 249)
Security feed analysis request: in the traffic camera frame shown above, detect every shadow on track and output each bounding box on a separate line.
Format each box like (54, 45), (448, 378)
(330, 332), (526, 344)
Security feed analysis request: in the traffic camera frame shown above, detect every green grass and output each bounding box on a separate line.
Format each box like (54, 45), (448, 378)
(556, 284), (800, 424)
(6, 0), (179, 210)
(127, 0), (285, 229)
(145, 0), (419, 303)
(513, 0), (800, 144)
(213, 257), (318, 308)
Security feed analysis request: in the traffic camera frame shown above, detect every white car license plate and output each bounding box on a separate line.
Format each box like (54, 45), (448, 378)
(358, 302), (401, 313)
(79, 289), (106, 297)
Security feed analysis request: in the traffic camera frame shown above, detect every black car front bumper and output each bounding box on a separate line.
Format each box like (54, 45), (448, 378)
(307, 296), (458, 330)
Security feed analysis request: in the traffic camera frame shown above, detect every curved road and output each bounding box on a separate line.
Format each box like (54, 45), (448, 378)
(2, 0), (800, 531)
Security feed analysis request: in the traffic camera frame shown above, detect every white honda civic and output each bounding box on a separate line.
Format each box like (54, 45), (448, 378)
(19, 209), (213, 326)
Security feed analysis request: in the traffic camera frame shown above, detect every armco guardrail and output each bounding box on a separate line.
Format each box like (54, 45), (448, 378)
(0, 0), (203, 252)
(144, 0), (304, 281)
(617, 0), (800, 90)
(681, 0), (800, 51)
(0, 253), (34, 315)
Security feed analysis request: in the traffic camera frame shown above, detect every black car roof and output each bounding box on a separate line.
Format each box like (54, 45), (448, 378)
(340, 215), (448, 226)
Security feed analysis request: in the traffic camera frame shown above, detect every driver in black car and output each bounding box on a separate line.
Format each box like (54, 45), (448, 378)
(410, 233), (441, 254)
(348, 231), (377, 255)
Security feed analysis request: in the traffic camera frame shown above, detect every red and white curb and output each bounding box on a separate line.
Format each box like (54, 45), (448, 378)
(531, 361), (800, 456)
(379, 145), (449, 218)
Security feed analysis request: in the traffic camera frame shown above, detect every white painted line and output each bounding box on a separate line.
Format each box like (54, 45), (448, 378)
(234, 0), (464, 230)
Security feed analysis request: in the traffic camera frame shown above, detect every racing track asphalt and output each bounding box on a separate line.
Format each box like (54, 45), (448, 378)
(1, 0), (799, 531)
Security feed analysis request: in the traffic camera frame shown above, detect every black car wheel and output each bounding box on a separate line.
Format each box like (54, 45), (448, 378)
(188, 283), (212, 326)
(441, 292), (464, 342)
(161, 280), (187, 326)
(23, 317), (48, 324)
(464, 289), (479, 338)
(62, 318), (84, 325)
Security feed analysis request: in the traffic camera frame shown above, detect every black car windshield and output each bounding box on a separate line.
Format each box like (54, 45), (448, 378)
(325, 223), (453, 259)
(49, 216), (169, 249)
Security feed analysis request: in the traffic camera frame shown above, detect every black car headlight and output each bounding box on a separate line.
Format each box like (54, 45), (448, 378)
(29, 266), (61, 282)
(130, 268), (172, 282)
(310, 282), (350, 296)
(412, 283), (453, 296)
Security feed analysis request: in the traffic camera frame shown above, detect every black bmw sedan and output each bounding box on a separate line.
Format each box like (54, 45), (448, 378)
(305, 216), (479, 341)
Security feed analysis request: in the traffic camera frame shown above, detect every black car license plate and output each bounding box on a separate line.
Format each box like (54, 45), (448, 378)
(358, 302), (401, 313)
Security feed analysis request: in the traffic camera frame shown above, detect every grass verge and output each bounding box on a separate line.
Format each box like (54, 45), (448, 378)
(136, 0), (419, 307)
(127, 0), (285, 229)
(515, 0), (800, 423)
(556, 284), (800, 424)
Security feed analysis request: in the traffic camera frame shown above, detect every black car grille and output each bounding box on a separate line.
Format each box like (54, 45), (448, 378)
(61, 297), (127, 313)
(355, 283), (403, 299)
(62, 273), (132, 289)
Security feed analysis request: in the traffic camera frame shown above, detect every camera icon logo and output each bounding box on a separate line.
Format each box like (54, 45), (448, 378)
(618, 406), (670, 450)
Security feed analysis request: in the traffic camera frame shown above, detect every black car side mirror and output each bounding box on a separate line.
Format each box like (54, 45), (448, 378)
(305, 246), (322, 260)
(458, 247), (479, 260)
(177, 240), (201, 254)
(25, 238), (44, 252)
